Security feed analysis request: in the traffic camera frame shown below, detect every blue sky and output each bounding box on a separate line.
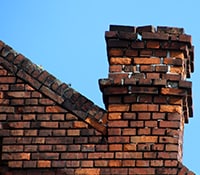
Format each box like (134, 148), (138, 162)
(1, 0), (200, 173)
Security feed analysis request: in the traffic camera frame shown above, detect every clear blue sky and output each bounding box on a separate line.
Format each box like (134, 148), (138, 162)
(1, 0), (200, 173)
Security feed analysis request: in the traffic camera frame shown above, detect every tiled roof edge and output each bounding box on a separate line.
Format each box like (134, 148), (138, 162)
(0, 40), (107, 135)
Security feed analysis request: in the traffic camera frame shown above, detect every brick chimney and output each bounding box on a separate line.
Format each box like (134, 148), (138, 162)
(99, 25), (194, 174)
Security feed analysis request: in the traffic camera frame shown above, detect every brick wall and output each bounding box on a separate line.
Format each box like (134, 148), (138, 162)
(0, 25), (196, 175)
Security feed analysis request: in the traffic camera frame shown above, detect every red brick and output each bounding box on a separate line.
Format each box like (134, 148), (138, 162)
(159, 121), (180, 128)
(88, 152), (114, 159)
(134, 57), (160, 64)
(24, 145), (38, 152)
(40, 121), (58, 128)
(37, 160), (51, 168)
(67, 129), (79, 136)
(23, 114), (36, 120)
(82, 144), (95, 152)
(24, 129), (37, 136)
(3, 145), (23, 152)
(145, 121), (157, 127)
(143, 152), (157, 159)
(108, 160), (122, 167)
(131, 87), (158, 94)
(116, 152), (142, 159)
(159, 136), (178, 144)
(108, 96), (122, 103)
(109, 144), (122, 151)
(150, 160), (163, 167)
(152, 128), (165, 135)
(110, 25), (136, 32)
(32, 137), (45, 144)
(165, 144), (179, 151)
(123, 112), (136, 120)
(10, 130), (23, 136)
(0, 106), (15, 113)
(105, 31), (118, 38)
(73, 121), (87, 128)
(131, 136), (158, 143)
(160, 105), (182, 114)
(125, 49), (138, 57)
(81, 160), (93, 167)
(157, 152), (177, 159)
(8, 122), (30, 128)
(96, 145), (108, 151)
(139, 95), (152, 103)
(137, 25), (155, 33)
(131, 104), (158, 111)
(122, 128), (136, 135)
(142, 32), (169, 40)
(122, 160), (135, 166)
(108, 113), (121, 120)
(8, 161), (23, 168)
(107, 40), (129, 48)
(54, 145), (67, 152)
(0, 77), (16, 83)
(129, 168), (155, 174)
(140, 50), (153, 56)
(23, 161), (37, 168)
(118, 31), (137, 40)
(136, 160), (150, 167)
(52, 160), (66, 168)
(152, 144), (164, 151)
(39, 145), (52, 151)
(161, 88), (187, 96)
(108, 136), (129, 143)
(152, 112), (166, 120)
(138, 128), (151, 135)
(137, 143), (151, 151)
(104, 86), (128, 95)
(2, 153), (30, 160)
(146, 73), (160, 79)
(109, 65), (122, 72)
(156, 168), (178, 174)
(124, 144), (137, 151)
(138, 112), (151, 120)
(108, 128), (121, 135)
(108, 48), (124, 57)
(108, 104), (130, 112)
(140, 65), (154, 72)
(146, 41), (160, 48)
(123, 95), (137, 103)
(66, 160), (80, 167)
(95, 160), (108, 167)
(130, 121), (144, 127)
(167, 113), (181, 121)
(165, 160), (178, 167)
(61, 152), (86, 159)
(131, 41), (145, 48)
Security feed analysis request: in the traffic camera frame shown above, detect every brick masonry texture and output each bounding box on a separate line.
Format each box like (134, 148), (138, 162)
(0, 25), (196, 175)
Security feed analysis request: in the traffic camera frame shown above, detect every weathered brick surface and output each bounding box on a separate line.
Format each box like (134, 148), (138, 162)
(100, 24), (195, 174)
(0, 24), (196, 174)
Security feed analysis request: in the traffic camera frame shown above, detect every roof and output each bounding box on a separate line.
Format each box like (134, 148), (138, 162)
(0, 40), (107, 135)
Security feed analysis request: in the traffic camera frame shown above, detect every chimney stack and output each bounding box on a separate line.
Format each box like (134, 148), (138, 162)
(99, 25), (194, 174)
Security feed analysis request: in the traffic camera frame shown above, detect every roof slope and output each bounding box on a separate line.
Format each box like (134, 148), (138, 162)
(0, 40), (107, 134)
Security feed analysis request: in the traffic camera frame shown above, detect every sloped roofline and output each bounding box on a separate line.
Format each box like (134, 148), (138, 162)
(0, 40), (107, 135)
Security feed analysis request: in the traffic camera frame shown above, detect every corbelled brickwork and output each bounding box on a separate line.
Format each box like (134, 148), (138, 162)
(99, 25), (195, 174)
(0, 25), (196, 175)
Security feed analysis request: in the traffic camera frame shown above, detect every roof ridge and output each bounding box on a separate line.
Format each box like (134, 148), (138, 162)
(0, 40), (107, 135)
